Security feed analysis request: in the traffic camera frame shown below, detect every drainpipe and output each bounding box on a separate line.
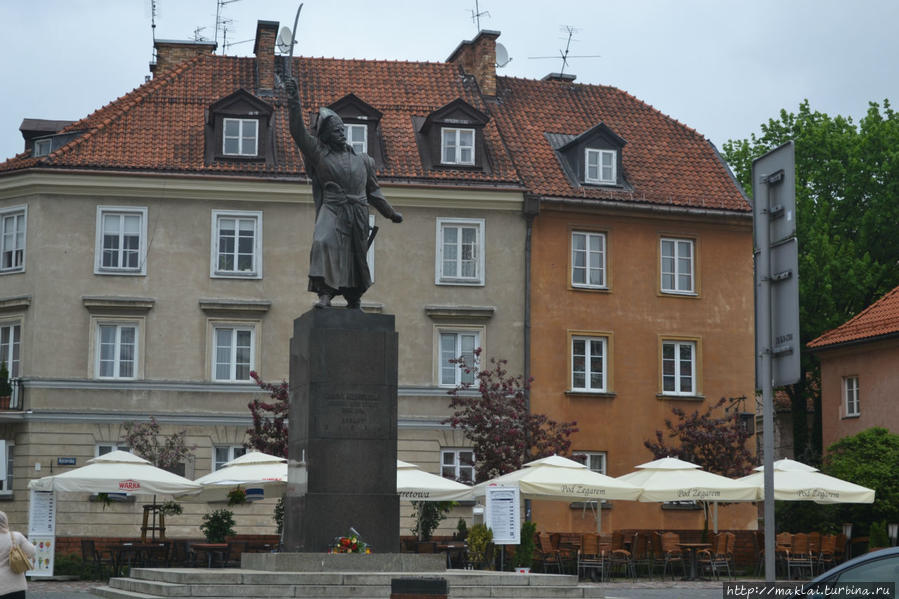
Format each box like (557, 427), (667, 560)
(523, 194), (540, 523)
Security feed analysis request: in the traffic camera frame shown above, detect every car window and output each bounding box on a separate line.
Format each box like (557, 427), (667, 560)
(837, 554), (899, 585)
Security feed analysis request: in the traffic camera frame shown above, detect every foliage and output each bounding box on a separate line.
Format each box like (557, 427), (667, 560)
(774, 501), (838, 534)
(444, 350), (578, 482)
(200, 509), (236, 543)
(159, 500), (183, 517)
(53, 553), (92, 579)
(513, 521), (538, 569)
(644, 397), (755, 478)
(227, 487), (248, 506)
(466, 523), (493, 567)
(273, 497), (284, 535)
(246, 371), (289, 458)
(0, 362), (10, 397)
(122, 416), (194, 471)
(823, 427), (899, 532)
(410, 501), (455, 541)
(722, 100), (899, 459)
(456, 518), (468, 541)
(869, 521), (890, 549)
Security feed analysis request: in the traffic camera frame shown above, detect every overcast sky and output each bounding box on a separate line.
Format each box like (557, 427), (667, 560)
(2, 0), (898, 163)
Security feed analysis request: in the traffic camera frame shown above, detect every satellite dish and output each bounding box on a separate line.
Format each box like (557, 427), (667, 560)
(495, 43), (511, 68)
(276, 26), (293, 54)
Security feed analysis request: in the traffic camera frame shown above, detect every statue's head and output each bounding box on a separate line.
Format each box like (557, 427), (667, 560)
(317, 107), (346, 149)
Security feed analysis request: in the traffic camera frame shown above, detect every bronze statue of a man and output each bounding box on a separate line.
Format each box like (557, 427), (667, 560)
(285, 77), (403, 309)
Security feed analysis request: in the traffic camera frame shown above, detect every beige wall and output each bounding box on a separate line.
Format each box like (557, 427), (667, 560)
(0, 171), (526, 535)
(817, 337), (899, 451)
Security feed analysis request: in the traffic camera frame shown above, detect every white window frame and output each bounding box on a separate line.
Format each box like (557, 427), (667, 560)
(96, 444), (130, 457)
(210, 322), (257, 383)
(210, 210), (263, 279)
(345, 123), (368, 154)
(0, 441), (12, 495)
(436, 328), (481, 388)
(585, 148), (616, 184)
(94, 206), (148, 275)
(571, 335), (608, 392)
(574, 451), (607, 475)
(214, 445), (247, 471)
(661, 339), (697, 396)
(33, 138), (51, 157)
(222, 118), (259, 156)
(441, 448), (476, 484)
(844, 376), (860, 417)
(95, 322), (139, 380)
(0, 205), (27, 274)
(440, 127), (475, 165)
(435, 217), (485, 286)
(571, 231), (606, 289)
(0, 321), (21, 379)
(660, 237), (695, 294)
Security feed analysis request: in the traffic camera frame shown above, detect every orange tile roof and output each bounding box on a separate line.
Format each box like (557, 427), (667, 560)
(489, 76), (748, 211)
(808, 285), (899, 349)
(0, 51), (748, 213)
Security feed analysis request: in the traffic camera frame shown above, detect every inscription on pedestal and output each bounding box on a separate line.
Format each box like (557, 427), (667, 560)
(315, 392), (389, 438)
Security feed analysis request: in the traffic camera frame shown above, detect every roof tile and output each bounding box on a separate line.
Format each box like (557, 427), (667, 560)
(808, 285), (899, 349)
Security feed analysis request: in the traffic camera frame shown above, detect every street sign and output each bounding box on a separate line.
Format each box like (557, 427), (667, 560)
(753, 141), (800, 388)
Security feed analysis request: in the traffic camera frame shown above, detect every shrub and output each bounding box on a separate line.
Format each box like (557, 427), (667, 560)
(467, 523), (493, 568)
(0, 362), (10, 397)
(513, 521), (537, 569)
(200, 509), (236, 542)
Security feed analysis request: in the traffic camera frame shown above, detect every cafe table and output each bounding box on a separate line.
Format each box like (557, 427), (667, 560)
(677, 542), (712, 581)
(110, 542), (169, 575)
(188, 542), (229, 567)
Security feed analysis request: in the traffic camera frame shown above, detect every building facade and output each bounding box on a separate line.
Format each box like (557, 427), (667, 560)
(0, 21), (755, 540)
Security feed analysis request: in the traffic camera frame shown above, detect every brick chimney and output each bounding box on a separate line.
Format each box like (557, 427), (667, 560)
(254, 21), (279, 97)
(150, 40), (217, 77)
(446, 30), (500, 96)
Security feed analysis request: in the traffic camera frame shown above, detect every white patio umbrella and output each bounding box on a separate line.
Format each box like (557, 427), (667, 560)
(397, 460), (473, 501)
(471, 454), (642, 502)
(28, 450), (201, 495)
(616, 456), (759, 502)
(470, 455), (642, 532)
(737, 458), (875, 504)
(179, 450), (287, 502)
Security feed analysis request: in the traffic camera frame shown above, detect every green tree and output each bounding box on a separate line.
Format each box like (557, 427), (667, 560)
(823, 427), (899, 532)
(722, 100), (899, 460)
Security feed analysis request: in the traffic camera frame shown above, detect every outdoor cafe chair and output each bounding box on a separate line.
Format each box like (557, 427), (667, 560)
(608, 530), (635, 579)
(537, 533), (563, 573)
(577, 533), (606, 581)
(81, 539), (114, 579)
(660, 532), (686, 579)
(630, 532), (654, 579)
(817, 534), (838, 574)
(786, 533), (815, 580)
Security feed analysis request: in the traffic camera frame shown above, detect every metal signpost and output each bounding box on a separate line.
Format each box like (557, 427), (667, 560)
(753, 141), (800, 582)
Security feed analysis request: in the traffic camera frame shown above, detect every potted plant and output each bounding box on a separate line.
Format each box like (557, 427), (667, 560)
(0, 362), (10, 409)
(455, 518), (468, 541)
(411, 501), (454, 541)
(513, 521), (537, 573)
(200, 509), (236, 543)
(466, 523), (493, 569)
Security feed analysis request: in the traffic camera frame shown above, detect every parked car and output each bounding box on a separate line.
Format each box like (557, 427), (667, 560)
(803, 547), (899, 596)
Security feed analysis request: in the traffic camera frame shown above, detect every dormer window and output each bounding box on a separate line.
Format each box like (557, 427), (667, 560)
(345, 123), (368, 154)
(328, 94), (383, 165)
(585, 148), (616, 184)
(33, 138), (51, 157)
(223, 118), (259, 156)
(206, 90), (273, 165)
(441, 128), (475, 165)
(547, 122), (628, 189)
(414, 99), (491, 172)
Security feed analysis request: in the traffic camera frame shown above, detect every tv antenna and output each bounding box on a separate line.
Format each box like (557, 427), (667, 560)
(528, 26), (601, 76)
(192, 26), (209, 42)
(215, 0), (242, 53)
(469, 0), (490, 31)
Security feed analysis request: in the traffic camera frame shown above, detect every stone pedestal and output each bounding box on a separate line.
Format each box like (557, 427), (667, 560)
(284, 308), (399, 553)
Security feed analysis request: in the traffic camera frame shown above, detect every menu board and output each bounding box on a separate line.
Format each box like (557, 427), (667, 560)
(485, 485), (520, 545)
(28, 490), (56, 577)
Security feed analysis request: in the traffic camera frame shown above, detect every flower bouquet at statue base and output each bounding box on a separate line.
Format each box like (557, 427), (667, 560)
(329, 528), (371, 554)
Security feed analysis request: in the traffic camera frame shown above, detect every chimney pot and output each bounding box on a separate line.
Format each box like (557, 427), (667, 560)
(150, 40), (216, 77)
(446, 30), (500, 96)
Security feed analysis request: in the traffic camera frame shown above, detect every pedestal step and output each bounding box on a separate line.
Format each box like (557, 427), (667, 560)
(92, 568), (606, 599)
